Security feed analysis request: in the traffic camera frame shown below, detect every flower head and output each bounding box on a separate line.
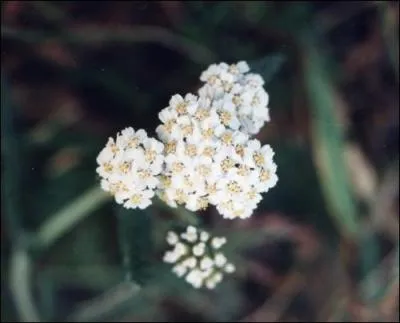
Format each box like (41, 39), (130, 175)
(155, 94), (223, 211)
(155, 90), (278, 218)
(207, 137), (278, 219)
(198, 61), (270, 135)
(96, 60), (278, 220)
(163, 226), (235, 289)
(96, 127), (164, 209)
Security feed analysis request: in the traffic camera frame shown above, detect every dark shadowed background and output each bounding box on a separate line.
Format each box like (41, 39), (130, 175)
(1, 1), (399, 322)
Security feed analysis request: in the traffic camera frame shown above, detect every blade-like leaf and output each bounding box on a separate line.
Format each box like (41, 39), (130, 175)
(302, 37), (359, 238)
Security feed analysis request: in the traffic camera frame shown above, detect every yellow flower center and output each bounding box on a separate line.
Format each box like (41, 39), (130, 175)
(175, 189), (187, 204)
(221, 157), (234, 172)
(222, 81), (233, 92)
(228, 64), (239, 74)
(219, 111), (232, 126)
(247, 189), (257, 199)
(227, 181), (241, 194)
(237, 165), (250, 176)
(160, 175), (171, 188)
(165, 141), (177, 154)
(119, 161), (131, 174)
(235, 144), (244, 157)
(185, 144), (197, 157)
(195, 109), (210, 121)
(145, 149), (156, 162)
(197, 165), (211, 176)
(172, 162), (185, 173)
(127, 138), (139, 149)
(221, 132), (233, 145)
(104, 162), (113, 173)
(182, 124), (194, 136)
(198, 197), (209, 210)
(138, 169), (151, 179)
(260, 169), (270, 182)
(232, 95), (242, 106)
(130, 194), (142, 205)
(176, 102), (187, 115)
(201, 128), (214, 139)
(253, 152), (265, 167)
(233, 208), (244, 218)
(164, 120), (176, 133)
(184, 176), (193, 188)
(202, 146), (215, 157)
(110, 181), (127, 195)
(206, 183), (217, 195)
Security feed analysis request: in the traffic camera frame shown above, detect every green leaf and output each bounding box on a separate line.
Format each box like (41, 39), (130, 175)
(302, 37), (359, 238)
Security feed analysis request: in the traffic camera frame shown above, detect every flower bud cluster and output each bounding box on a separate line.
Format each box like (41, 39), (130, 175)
(163, 226), (235, 289)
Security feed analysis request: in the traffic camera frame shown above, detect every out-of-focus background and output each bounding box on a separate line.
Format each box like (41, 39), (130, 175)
(1, 1), (399, 322)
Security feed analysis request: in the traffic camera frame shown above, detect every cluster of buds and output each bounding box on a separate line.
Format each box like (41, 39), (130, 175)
(163, 226), (235, 289)
(96, 61), (278, 288)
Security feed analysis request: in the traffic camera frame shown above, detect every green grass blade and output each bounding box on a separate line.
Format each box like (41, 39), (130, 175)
(302, 38), (359, 238)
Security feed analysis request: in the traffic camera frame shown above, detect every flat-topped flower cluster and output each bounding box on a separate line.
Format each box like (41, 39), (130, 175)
(97, 61), (278, 220)
(96, 61), (278, 289)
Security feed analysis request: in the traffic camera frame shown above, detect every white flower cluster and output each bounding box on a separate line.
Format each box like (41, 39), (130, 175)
(198, 61), (270, 135)
(96, 61), (278, 218)
(96, 127), (164, 209)
(163, 226), (235, 289)
(155, 61), (278, 219)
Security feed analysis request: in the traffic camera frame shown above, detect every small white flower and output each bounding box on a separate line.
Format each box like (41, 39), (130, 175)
(205, 279), (217, 290)
(200, 231), (210, 242)
(236, 61), (250, 73)
(224, 263), (236, 273)
(163, 251), (179, 264)
(211, 237), (227, 249)
(123, 189), (154, 210)
(192, 243), (206, 257)
(214, 253), (227, 267)
(166, 231), (179, 245)
(200, 257), (214, 270)
(174, 242), (188, 257)
(172, 264), (187, 277)
(186, 269), (204, 289)
(205, 272), (223, 290)
(182, 257), (197, 269)
(212, 272), (223, 284)
(181, 225), (198, 242)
